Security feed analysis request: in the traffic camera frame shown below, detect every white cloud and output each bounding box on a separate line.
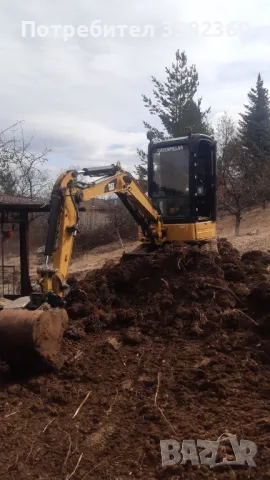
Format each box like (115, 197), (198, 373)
(0, 0), (269, 173)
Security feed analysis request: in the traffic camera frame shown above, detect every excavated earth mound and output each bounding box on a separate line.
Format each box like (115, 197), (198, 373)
(1, 239), (270, 479)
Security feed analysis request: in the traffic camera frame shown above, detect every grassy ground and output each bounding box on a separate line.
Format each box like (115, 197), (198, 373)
(69, 206), (270, 270)
(218, 206), (270, 254)
(3, 206), (270, 287)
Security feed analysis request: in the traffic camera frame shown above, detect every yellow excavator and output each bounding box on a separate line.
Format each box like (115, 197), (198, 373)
(0, 133), (217, 369)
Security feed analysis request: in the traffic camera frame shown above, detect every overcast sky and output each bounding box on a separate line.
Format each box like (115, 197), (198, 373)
(0, 0), (269, 174)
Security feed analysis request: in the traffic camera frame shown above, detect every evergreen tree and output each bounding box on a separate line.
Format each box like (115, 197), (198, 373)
(239, 74), (270, 206)
(239, 74), (270, 159)
(136, 50), (212, 184)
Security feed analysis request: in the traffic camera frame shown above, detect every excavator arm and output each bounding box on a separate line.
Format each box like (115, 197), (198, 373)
(33, 164), (164, 307)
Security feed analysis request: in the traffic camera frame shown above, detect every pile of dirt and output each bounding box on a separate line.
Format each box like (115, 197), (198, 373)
(66, 239), (270, 337)
(1, 239), (270, 479)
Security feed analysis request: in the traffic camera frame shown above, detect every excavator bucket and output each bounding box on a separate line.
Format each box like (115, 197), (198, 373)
(0, 307), (68, 370)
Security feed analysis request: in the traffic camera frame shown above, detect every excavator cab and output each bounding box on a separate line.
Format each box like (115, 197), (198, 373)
(147, 133), (217, 242)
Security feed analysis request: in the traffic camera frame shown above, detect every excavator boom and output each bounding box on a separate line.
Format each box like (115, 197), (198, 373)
(35, 164), (163, 305)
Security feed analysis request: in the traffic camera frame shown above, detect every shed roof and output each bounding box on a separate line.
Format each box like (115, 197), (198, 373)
(0, 195), (50, 211)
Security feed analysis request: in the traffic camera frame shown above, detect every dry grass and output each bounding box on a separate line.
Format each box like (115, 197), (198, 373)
(3, 206), (270, 282)
(68, 240), (139, 274)
(218, 206), (270, 254)
(2, 241), (138, 283)
(71, 206), (270, 268)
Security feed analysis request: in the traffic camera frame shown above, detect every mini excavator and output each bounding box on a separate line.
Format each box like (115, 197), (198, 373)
(0, 134), (217, 368)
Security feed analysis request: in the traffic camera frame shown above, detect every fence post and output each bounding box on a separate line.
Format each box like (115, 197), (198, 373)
(20, 210), (32, 295)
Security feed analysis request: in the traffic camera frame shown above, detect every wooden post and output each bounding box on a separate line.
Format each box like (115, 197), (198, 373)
(19, 210), (31, 295)
(1, 214), (4, 298)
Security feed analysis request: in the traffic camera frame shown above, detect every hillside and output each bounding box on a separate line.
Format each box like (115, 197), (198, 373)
(218, 206), (270, 254)
(69, 205), (270, 273)
(3, 206), (270, 288)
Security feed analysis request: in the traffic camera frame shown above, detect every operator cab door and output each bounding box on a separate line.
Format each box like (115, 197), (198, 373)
(191, 139), (216, 221)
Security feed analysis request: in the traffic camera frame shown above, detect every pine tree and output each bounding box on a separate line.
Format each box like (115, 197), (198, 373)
(136, 50), (212, 185)
(239, 74), (270, 157)
(239, 74), (270, 206)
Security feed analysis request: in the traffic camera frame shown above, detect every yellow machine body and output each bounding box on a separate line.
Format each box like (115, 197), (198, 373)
(138, 221), (216, 243)
(164, 221), (216, 242)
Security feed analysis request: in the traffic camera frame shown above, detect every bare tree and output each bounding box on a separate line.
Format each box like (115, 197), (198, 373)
(0, 122), (52, 200)
(216, 114), (254, 235)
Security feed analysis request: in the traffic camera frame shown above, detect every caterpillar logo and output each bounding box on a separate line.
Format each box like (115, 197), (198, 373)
(105, 179), (117, 193)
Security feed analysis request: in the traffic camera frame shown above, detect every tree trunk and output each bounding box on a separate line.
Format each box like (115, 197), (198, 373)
(263, 199), (267, 210)
(235, 214), (241, 236)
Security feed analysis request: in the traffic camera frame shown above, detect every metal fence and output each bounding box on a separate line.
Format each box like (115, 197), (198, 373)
(0, 265), (16, 296)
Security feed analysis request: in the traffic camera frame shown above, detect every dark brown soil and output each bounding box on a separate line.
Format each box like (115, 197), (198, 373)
(1, 239), (270, 479)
